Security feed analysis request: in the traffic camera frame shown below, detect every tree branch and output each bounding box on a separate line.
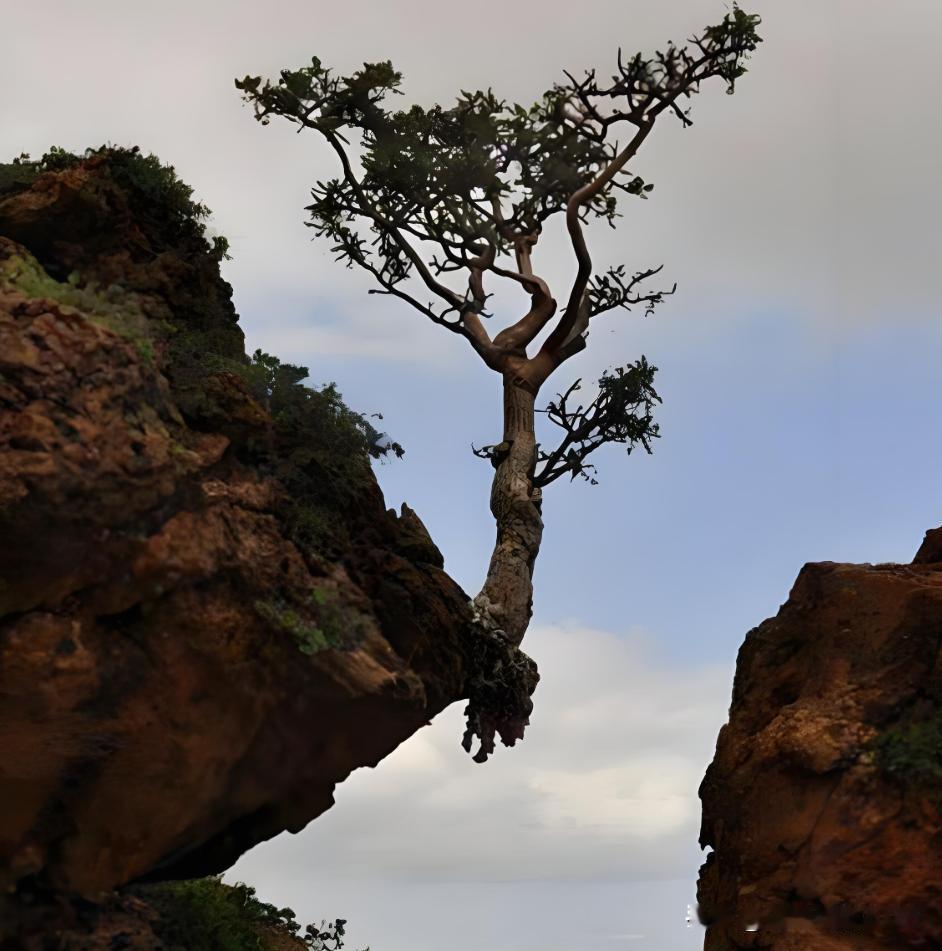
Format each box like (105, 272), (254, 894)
(236, 6), (760, 386)
(532, 360), (661, 488)
(321, 130), (465, 311)
(587, 264), (677, 319)
(490, 261), (557, 352)
(537, 121), (653, 366)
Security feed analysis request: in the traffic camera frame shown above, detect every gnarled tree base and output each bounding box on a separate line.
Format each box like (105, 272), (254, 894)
(461, 597), (540, 763)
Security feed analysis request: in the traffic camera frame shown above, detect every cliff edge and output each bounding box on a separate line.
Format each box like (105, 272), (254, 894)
(0, 148), (518, 944)
(698, 531), (942, 949)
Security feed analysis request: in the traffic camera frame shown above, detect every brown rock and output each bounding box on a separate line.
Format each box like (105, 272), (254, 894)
(914, 525), (942, 564)
(10, 880), (311, 950)
(698, 558), (942, 949)
(391, 501), (446, 568)
(0, 150), (496, 940)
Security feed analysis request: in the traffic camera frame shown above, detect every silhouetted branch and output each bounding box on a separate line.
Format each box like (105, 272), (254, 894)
(533, 359), (661, 488)
(588, 264), (677, 319)
(536, 6), (760, 371)
(235, 7), (760, 381)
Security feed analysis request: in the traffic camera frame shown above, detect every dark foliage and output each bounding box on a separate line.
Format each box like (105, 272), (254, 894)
(872, 711), (942, 787)
(235, 7), (759, 333)
(136, 876), (365, 950)
(3, 145), (231, 260)
(234, 6), (759, 489)
(235, 8), (759, 273)
(534, 358), (661, 487)
(237, 348), (403, 462)
(234, 348), (403, 556)
(461, 626), (540, 764)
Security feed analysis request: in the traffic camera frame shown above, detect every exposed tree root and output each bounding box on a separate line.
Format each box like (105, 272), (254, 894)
(461, 596), (540, 763)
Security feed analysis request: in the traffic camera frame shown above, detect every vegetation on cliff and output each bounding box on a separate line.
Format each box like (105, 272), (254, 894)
(872, 709), (942, 790)
(1, 145), (231, 261)
(1, 144), (403, 559)
(0, 143), (477, 945)
(134, 876), (359, 950)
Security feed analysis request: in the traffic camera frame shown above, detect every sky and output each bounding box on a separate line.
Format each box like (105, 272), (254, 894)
(6, 1), (942, 948)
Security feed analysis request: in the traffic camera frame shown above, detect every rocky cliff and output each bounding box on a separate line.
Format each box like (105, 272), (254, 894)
(698, 531), (942, 949)
(0, 147), (533, 945)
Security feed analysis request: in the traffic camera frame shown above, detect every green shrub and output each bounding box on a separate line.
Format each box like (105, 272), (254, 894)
(225, 349), (403, 555)
(140, 876), (300, 950)
(0, 244), (162, 364)
(872, 710), (942, 785)
(253, 597), (336, 655)
(233, 349), (402, 463)
(253, 582), (371, 656)
(136, 875), (361, 950)
(1, 145), (230, 260)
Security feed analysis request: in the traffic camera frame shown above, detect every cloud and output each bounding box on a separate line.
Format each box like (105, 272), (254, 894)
(6, 0), (942, 389)
(230, 623), (732, 886)
(237, 291), (464, 365)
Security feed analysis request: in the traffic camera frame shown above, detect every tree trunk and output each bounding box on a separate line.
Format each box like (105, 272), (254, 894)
(472, 377), (544, 646)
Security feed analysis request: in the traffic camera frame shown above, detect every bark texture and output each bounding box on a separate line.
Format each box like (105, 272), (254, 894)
(458, 377), (542, 764)
(474, 378), (544, 646)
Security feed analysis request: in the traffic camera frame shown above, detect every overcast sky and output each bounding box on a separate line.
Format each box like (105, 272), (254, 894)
(6, 1), (942, 948)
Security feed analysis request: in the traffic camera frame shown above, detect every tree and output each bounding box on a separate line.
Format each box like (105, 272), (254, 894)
(236, 6), (761, 760)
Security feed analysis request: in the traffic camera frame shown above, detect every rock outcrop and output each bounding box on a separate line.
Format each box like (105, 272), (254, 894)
(7, 876), (315, 950)
(0, 148), (518, 943)
(698, 538), (942, 948)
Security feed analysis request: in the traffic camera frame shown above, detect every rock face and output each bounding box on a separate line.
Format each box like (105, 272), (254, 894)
(698, 544), (942, 949)
(0, 149), (491, 940)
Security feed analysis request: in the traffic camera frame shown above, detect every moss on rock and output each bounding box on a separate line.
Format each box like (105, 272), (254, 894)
(0, 243), (161, 363)
(872, 709), (942, 787)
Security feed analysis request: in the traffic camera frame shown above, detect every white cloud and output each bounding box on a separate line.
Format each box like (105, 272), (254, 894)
(6, 0), (942, 387)
(238, 293), (464, 365)
(230, 623), (732, 885)
(528, 761), (699, 838)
